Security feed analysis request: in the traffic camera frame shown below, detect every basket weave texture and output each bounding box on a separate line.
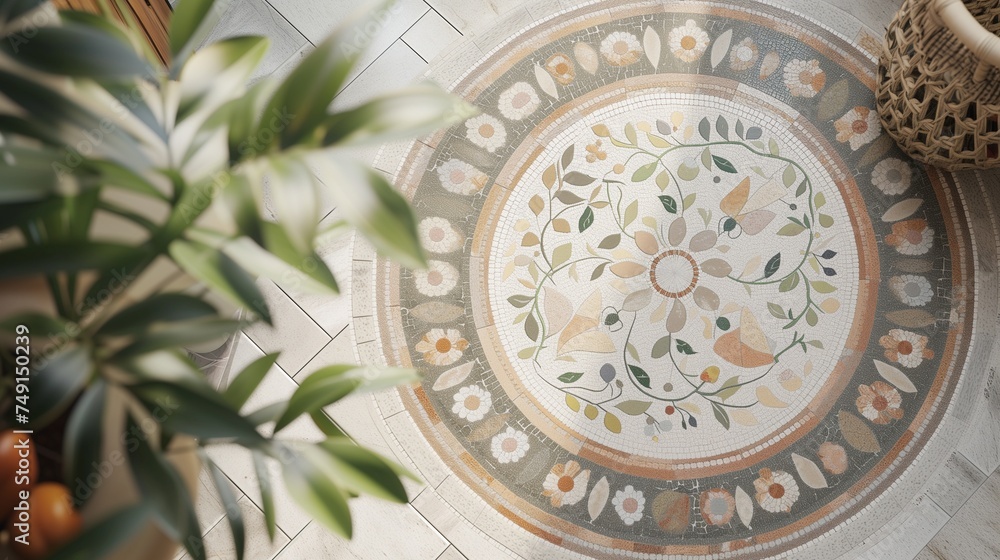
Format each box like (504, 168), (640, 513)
(877, 0), (1000, 170)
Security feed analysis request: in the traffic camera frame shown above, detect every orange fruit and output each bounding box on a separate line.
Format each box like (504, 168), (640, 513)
(0, 430), (37, 522)
(7, 482), (82, 560)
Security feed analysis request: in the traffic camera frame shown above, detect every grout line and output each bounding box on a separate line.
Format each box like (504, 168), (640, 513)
(261, 0), (314, 47)
(422, 0), (464, 36)
(402, 37), (429, 63)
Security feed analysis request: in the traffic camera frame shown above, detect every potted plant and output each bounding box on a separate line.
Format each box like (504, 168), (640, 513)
(0, 0), (475, 558)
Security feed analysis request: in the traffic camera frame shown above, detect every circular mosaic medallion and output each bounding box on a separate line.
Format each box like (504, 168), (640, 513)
(369, 2), (976, 558)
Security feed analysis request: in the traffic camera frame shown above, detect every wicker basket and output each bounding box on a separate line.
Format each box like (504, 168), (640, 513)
(877, 0), (1000, 170)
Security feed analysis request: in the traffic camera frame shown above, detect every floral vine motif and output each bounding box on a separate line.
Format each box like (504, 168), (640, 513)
(504, 115), (844, 433)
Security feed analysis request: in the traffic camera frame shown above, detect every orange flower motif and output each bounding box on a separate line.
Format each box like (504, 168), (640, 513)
(879, 328), (934, 368)
(545, 53), (576, 85)
(753, 468), (799, 513)
(818, 442), (848, 475)
(542, 460), (590, 507)
(415, 328), (469, 366)
(885, 219), (933, 255)
(856, 381), (904, 424)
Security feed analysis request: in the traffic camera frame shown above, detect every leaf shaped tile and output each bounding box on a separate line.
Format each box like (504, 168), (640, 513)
(468, 414), (510, 442)
(534, 63), (559, 98)
(666, 299), (687, 333)
(543, 286), (574, 334)
(574, 42), (599, 74)
(700, 258), (733, 277)
(635, 231), (659, 255)
(882, 199), (923, 222)
(432, 361), (475, 391)
(589, 476), (610, 521)
(730, 409), (759, 426)
(874, 359), (917, 393)
(792, 453), (829, 489)
(839, 410), (881, 453)
(817, 79), (850, 121)
(410, 302), (465, 323)
(668, 216), (687, 246)
(514, 448), (551, 486)
(760, 51), (780, 80)
(623, 288), (652, 312)
(886, 309), (935, 328)
(644, 26), (661, 68)
(735, 486), (754, 529)
(711, 29), (733, 68)
(610, 261), (647, 278)
(755, 385), (789, 408)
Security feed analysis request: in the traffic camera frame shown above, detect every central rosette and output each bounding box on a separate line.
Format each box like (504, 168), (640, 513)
(488, 96), (858, 462)
(650, 249), (699, 298)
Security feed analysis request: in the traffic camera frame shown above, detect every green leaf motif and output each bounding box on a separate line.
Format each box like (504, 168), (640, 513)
(779, 272), (800, 293)
(524, 313), (539, 341)
(552, 243), (572, 268)
(699, 117), (711, 141)
(659, 195), (678, 214)
(767, 302), (786, 319)
(507, 295), (533, 308)
(819, 214), (834, 228)
(716, 376), (741, 401)
(782, 165), (796, 187)
(701, 147), (713, 170)
(651, 336), (671, 359)
(590, 262), (608, 280)
(598, 234), (621, 249)
(655, 170), (670, 191)
(628, 364), (651, 388)
(632, 161), (658, 182)
(777, 223), (806, 237)
(795, 180), (808, 197)
(716, 317), (731, 330)
(615, 400), (652, 415)
(558, 371), (584, 383)
(683, 193), (697, 210)
(712, 155), (737, 173)
(810, 280), (837, 293)
(579, 206), (595, 231)
(675, 339), (696, 355)
(563, 171), (597, 186)
(716, 116), (729, 139)
(806, 307), (819, 326)
(561, 144), (575, 168)
(764, 253), (781, 278)
(711, 402), (731, 430)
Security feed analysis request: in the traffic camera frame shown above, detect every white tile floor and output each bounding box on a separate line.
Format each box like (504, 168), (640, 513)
(194, 0), (1000, 558)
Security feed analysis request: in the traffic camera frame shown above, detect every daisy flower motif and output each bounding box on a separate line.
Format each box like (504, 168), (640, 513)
(856, 381), (904, 424)
(668, 19), (710, 63)
(879, 328), (934, 368)
(818, 442), (848, 475)
(753, 468), (800, 513)
(600, 31), (642, 66)
(491, 426), (529, 464)
(834, 106), (881, 150)
(700, 488), (736, 526)
(544, 53), (576, 85)
(413, 260), (459, 297)
(416, 328), (469, 366)
(542, 460), (590, 507)
(782, 59), (826, 97)
(465, 114), (507, 153)
(612, 485), (645, 525)
(452, 384), (492, 422)
(885, 219), (934, 255)
(889, 274), (933, 306)
(436, 158), (488, 195)
(498, 82), (540, 120)
(729, 37), (759, 71)
(872, 158), (912, 195)
(418, 217), (464, 253)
